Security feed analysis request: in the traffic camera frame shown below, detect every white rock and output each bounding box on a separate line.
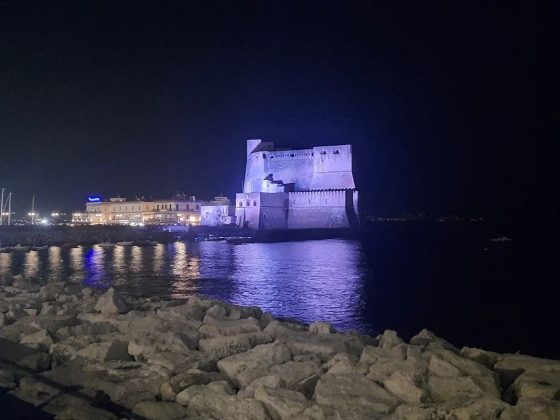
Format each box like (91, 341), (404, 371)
(20, 329), (54, 351)
(94, 287), (129, 316)
(254, 386), (310, 420)
(309, 322), (334, 334)
(383, 370), (427, 403)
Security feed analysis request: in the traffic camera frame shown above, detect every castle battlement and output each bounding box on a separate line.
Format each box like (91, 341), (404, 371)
(236, 140), (359, 230)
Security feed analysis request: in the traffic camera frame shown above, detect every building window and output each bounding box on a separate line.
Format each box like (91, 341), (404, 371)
(176, 204), (179, 210)
(262, 153), (267, 158)
(157, 205), (159, 210)
(253, 201), (257, 206)
(246, 201), (250, 206)
(290, 153), (294, 157)
(239, 202), (243, 207)
(196, 205), (199, 210)
(334, 150), (340, 154)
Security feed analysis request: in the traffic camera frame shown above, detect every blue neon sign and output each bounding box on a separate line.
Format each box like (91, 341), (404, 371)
(88, 196), (101, 202)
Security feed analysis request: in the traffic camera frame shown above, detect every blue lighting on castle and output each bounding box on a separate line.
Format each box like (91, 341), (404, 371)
(88, 196), (101, 202)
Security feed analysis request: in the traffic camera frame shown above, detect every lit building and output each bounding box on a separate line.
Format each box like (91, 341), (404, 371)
(74, 196), (209, 225)
(236, 139), (359, 230)
(200, 197), (236, 226)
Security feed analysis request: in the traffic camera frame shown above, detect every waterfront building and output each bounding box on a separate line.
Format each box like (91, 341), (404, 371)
(200, 197), (236, 226)
(235, 139), (359, 230)
(74, 196), (208, 225)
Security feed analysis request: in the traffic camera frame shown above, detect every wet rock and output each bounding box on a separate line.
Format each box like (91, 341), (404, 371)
(94, 287), (129, 316)
(157, 302), (205, 322)
(309, 322), (334, 334)
(132, 401), (187, 420)
(254, 386), (311, 420)
(314, 373), (398, 415)
(410, 329), (459, 353)
(217, 341), (292, 387)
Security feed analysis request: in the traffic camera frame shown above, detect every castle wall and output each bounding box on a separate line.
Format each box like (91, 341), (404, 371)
(287, 190), (350, 229)
(235, 192), (288, 230)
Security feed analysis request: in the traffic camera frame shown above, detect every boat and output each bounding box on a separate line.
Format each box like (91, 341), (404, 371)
(490, 236), (512, 243)
(226, 236), (255, 245)
(30, 245), (49, 251)
(97, 242), (116, 248)
(11, 244), (30, 252)
(116, 241), (134, 246)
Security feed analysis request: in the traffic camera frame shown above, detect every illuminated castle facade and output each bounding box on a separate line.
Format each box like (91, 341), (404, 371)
(235, 139), (359, 230)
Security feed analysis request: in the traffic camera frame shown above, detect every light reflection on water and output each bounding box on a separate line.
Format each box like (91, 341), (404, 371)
(0, 240), (369, 332)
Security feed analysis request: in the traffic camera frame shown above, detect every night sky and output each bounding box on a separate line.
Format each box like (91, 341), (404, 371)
(1, 1), (556, 228)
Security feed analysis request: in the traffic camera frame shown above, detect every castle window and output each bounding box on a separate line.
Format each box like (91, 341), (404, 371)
(262, 153), (267, 158)
(239, 202), (243, 207)
(334, 150), (340, 154)
(253, 201), (257, 206)
(246, 201), (250, 206)
(290, 153), (294, 157)
(320, 151), (327, 155)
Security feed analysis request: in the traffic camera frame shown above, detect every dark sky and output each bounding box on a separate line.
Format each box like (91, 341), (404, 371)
(0, 1), (557, 226)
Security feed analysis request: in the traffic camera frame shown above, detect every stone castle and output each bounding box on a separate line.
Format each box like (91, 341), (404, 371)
(235, 139), (359, 230)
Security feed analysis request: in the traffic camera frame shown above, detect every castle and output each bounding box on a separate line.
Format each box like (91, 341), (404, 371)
(235, 139), (359, 230)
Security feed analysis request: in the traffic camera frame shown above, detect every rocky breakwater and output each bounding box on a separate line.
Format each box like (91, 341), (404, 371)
(1, 277), (560, 419)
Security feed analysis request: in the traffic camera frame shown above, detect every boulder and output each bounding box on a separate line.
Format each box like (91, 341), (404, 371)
(75, 340), (130, 362)
(201, 316), (262, 337)
(160, 370), (225, 401)
(427, 375), (484, 402)
(270, 361), (322, 390)
(429, 348), (501, 398)
(94, 287), (129, 316)
(500, 398), (560, 420)
(20, 329), (54, 351)
(132, 401), (187, 420)
(309, 322), (334, 334)
(18, 351), (51, 372)
(327, 359), (368, 375)
(314, 373), (398, 415)
(383, 370), (427, 403)
(206, 303), (227, 319)
(10, 376), (61, 406)
(428, 354), (461, 377)
(378, 330), (404, 349)
(410, 329), (459, 353)
(157, 303), (205, 322)
(459, 346), (500, 369)
(254, 386), (311, 420)
(199, 331), (273, 359)
(512, 370), (560, 401)
(286, 333), (364, 361)
(186, 387), (270, 419)
(217, 341), (292, 387)
(43, 394), (118, 420)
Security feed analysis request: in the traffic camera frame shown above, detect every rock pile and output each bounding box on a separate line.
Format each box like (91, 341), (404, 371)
(1, 276), (559, 419)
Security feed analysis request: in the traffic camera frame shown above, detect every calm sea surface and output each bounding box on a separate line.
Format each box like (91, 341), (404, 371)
(0, 223), (555, 358)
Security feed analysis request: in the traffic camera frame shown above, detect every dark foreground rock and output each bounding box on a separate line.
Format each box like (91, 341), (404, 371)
(1, 279), (560, 419)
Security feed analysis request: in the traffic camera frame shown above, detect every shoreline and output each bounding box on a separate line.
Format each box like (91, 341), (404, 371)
(1, 277), (559, 418)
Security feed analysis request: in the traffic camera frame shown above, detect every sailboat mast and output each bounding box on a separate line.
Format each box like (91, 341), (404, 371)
(7, 193), (11, 226)
(0, 188), (4, 226)
(31, 195), (35, 225)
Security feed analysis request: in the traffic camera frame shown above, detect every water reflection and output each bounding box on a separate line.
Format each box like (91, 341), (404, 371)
(84, 246), (106, 288)
(0, 252), (12, 276)
(48, 246), (62, 281)
(224, 240), (365, 330)
(24, 250), (41, 279)
(131, 246), (143, 273)
(0, 240), (370, 333)
(153, 244), (165, 275)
